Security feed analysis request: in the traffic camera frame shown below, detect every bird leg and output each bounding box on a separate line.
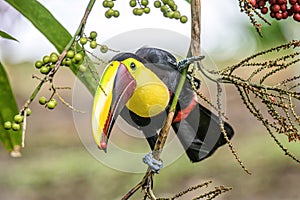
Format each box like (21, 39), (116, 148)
(143, 152), (163, 173)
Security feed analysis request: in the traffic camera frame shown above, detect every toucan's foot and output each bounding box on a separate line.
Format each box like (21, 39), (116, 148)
(143, 152), (163, 173)
(187, 73), (201, 90)
(177, 56), (205, 72)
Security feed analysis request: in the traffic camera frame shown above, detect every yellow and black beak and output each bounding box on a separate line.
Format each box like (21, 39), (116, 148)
(92, 61), (136, 152)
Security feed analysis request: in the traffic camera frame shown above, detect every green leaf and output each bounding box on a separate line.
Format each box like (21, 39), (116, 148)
(0, 30), (19, 42)
(0, 61), (22, 154)
(5, 0), (98, 94)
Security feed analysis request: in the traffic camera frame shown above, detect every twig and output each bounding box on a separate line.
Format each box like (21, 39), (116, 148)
(121, 0), (202, 199)
(21, 109), (27, 148)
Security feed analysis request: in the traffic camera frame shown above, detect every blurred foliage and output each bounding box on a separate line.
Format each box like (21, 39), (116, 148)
(0, 62), (22, 153)
(250, 21), (288, 50)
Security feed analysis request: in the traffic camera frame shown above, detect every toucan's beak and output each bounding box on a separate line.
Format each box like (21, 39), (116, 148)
(92, 62), (136, 152)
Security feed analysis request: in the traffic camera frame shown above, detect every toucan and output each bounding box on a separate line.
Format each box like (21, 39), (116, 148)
(92, 47), (234, 170)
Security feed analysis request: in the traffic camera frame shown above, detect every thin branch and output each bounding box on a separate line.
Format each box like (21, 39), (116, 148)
(121, 0), (202, 199)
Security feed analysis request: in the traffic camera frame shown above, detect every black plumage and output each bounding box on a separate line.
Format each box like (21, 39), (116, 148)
(111, 47), (234, 162)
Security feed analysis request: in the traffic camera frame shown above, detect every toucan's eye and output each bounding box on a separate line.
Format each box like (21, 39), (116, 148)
(130, 62), (136, 70)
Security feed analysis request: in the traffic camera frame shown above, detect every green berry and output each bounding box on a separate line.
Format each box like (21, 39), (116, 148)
(11, 122), (20, 131)
(160, 5), (168, 13)
(173, 11), (181, 19)
(80, 37), (88, 45)
(40, 66), (50, 74)
(78, 65), (87, 73)
(170, 4), (177, 11)
(100, 45), (108, 53)
(166, 11), (174, 18)
(35, 60), (43, 69)
(74, 53), (84, 62)
(103, 0), (114, 8)
(90, 31), (97, 40)
(105, 9), (115, 18)
(26, 108), (32, 116)
(105, 10), (113, 18)
(62, 58), (66, 65)
(114, 10), (120, 17)
(180, 15), (188, 23)
(39, 96), (47, 105)
(167, 0), (175, 6)
(14, 114), (23, 124)
(52, 99), (58, 106)
(4, 121), (12, 130)
(154, 1), (161, 8)
(47, 99), (57, 110)
(102, 0), (109, 7)
(90, 41), (97, 49)
(144, 7), (150, 14)
(162, 0), (169, 4)
(141, 0), (148, 6)
(50, 54), (59, 63)
(64, 58), (72, 66)
(129, 0), (137, 7)
(42, 55), (50, 64)
(50, 52), (58, 58)
(66, 50), (75, 58)
(133, 8), (143, 15)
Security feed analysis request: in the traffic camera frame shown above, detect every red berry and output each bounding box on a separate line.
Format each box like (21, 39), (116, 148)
(277, 0), (286, 4)
(269, 0), (277, 4)
(294, 13), (300, 21)
(270, 11), (276, 18)
(258, 0), (266, 7)
(282, 11), (288, 18)
(298, 0), (300, 4)
(261, 7), (269, 14)
(275, 12), (283, 19)
(249, 0), (257, 6)
(271, 4), (281, 12)
(280, 4), (287, 11)
(293, 4), (300, 12)
(289, 0), (297, 4)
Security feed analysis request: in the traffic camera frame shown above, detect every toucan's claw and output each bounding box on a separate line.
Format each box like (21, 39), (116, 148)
(177, 56), (204, 90)
(143, 152), (163, 173)
(187, 73), (201, 90)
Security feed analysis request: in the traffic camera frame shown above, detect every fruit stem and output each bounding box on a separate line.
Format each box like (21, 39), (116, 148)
(49, 0), (97, 76)
(20, 0), (97, 113)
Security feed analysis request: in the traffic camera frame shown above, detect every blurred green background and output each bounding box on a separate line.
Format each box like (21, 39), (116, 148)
(1, 1), (300, 199)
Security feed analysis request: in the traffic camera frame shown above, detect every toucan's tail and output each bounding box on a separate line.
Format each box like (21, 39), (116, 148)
(172, 103), (234, 162)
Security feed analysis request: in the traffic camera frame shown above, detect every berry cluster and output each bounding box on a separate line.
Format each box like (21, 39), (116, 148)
(249, 0), (300, 22)
(3, 109), (31, 131)
(101, 0), (188, 23)
(103, 0), (120, 18)
(130, 0), (151, 15)
(79, 31), (109, 53)
(153, 0), (188, 23)
(34, 31), (109, 75)
(39, 96), (58, 109)
(34, 52), (59, 75)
